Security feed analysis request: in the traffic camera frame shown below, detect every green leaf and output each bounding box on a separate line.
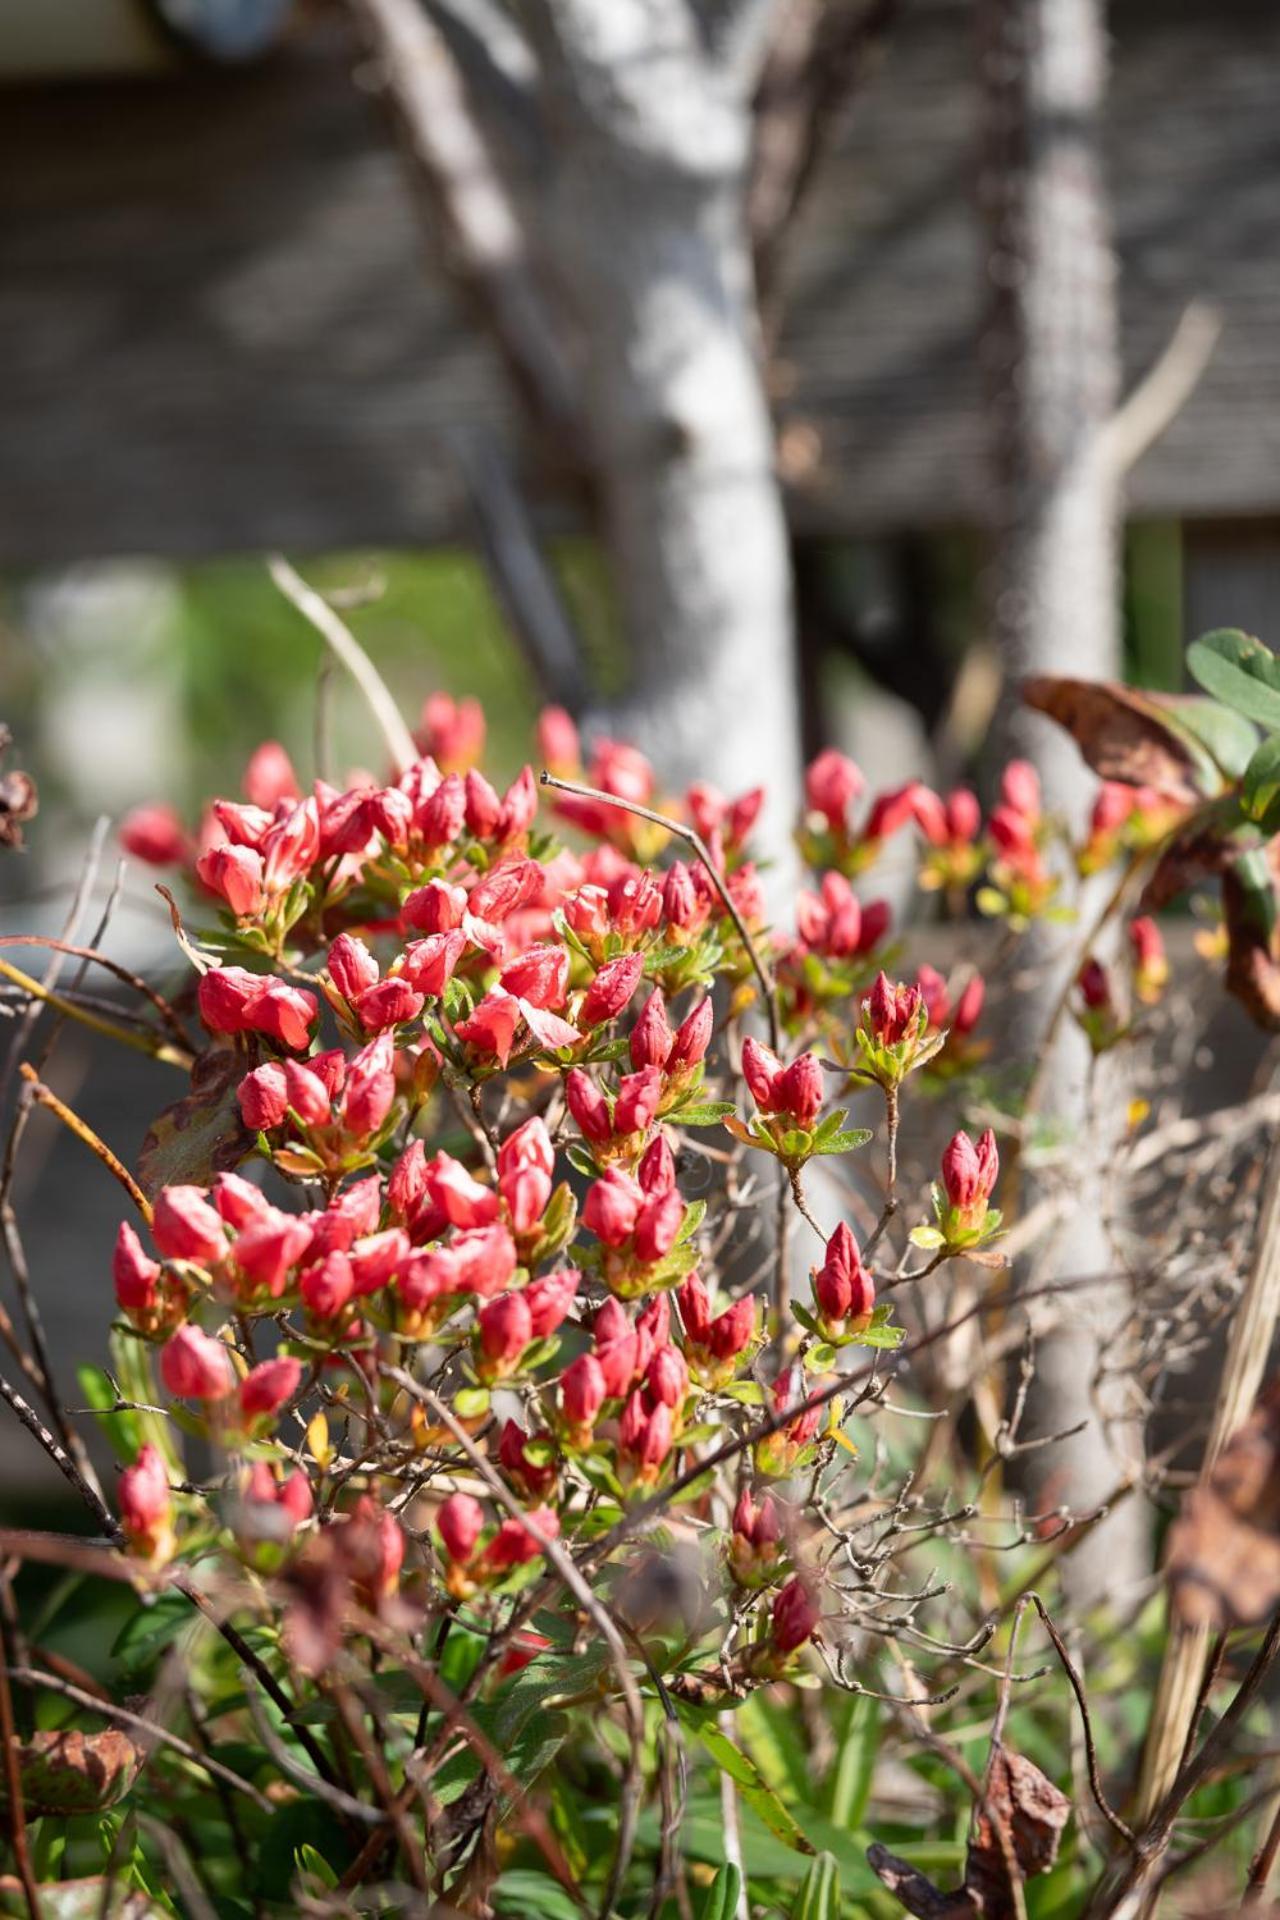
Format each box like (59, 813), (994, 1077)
(453, 1386), (491, 1420)
(1186, 629), (1280, 730)
(791, 1852), (842, 1920)
(1167, 695), (1259, 777)
(1243, 734), (1280, 822)
(111, 1591), (193, 1680)
(811, 1128), (872, 1157)
(828, 1696), (878, 1829)
(694, 1723), (816, 1857)
(294, 1842), (339, 1890)
(849, 1320), (906, 1350)
(670, 1102), (736, 1127)
(697, 1864), (743, 1920)
(909, 1224), (945, 1249)
(77, 1365), (140, 1465)
(494, 1871), (583, 1920)
(676, 1199), (707, 1245)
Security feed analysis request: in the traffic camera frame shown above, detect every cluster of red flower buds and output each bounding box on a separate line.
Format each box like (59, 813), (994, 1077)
(912, 1129), (1002, 1255)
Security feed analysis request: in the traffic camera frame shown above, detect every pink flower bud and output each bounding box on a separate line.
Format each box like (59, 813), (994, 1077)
(634, 1294), (671, 1373)
(814, 1222), (874, 1325)
(593, 1298), (640, 1398)
(501, 944), (569, 1011)
(119, 1444), (172, 1556)
(301, 1250), (355, 1319)
(537, 705), (580, 775)
(633, 1188), (684, 1263)
(238, 1062), (289, 1132)
(619, 1391), (673, 1475)
(403, 879), (467, 934)
(773, 1364), (822, 1447)
(113, 1222), (161, 1314)
(706, 1294), (757, 1362)
(647, 1344), (688, 1407)
(152, 1186), (226, 1265)
(328, 933), (380, 1003)
(330, 1176), (383, 1240)
(561, 1352), (607, 1430)
(239, 1355), (302, 1421)
(454, 989), (523, 1067)
(252, 979), (321, 1053)
(349, 1228), (410, 1296)
(677, 1272), (712, 1343)
(438, 1492), (485, 1563)
(453, 1224), (517, 1297)
(524, 1267), (579, 1338)
(196, 844), (266, 917)
(262, 797), (321, 893)
(464, 768), (502, 838)
(498, 1419), (557, 1498)
(212, 1172), (271, 1230)
(232, 1211), (314, 1297)
(583, 1170), (644, 1247)
(908, 785), (950, 846)
(283, 1059), (332, 1128)
(915, 964), (949, 1031)
(161, 1324), (234, 1401)
(581, 952), (645, 1026)
(470, 857), (542, 925)
(482, 1505), (559, 1573)
(213, 799), (271, 848)
(630, 990), (674, 1071)
(427, 1154), (499, 1229)
(353, 977), (424, 1033)
(243, 741), (300, 810)
(637, 1133), (675, 1196)
(946, 788), (982, 843)
(501, 1164), (552, 1235)
(954, 974), (985, 1035)
(734, 1487), (781, 1548)
(348, 1495), (405, 1602)
(401, 930), (466, 999)
(415, 772), (466, 847)
(196, 966), (260, 1036)
(279, 1469), (314, 1527)
(477, 1291), (533, 1377)
(388, 1140), (429, 1221)
(498, 766), (538, 840)
(1001, 760), (1041, 820)
(669, 999), (713, 1070)
(805, 748), (863, 828)
(342, 1033), (396, 1137)
(863, 784), (919, 842)
(120, 804), (187, 866)
(614, 1066), (662, 1138)
(941, 1129), (999, 1214)
(607, 871), (663, 939)
(498, 1117), (555, 1181)
(662, 862), (704, 931)
(771, 1575), (820, 1655)
(866, 973), (923, 1047)
(742, 1035), (784, 1112)
(778, 1053), (823, 1129)
(565, 1068), (613, 1147)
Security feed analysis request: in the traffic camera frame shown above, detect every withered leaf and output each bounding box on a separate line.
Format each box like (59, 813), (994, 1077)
(1, 1726), (141, 1818)
(137, 1042), (255, 1200)
(1167, 1377), (1280, 1629)
(0, 724), (38, 852)
(869, 1746), (1070, 1920)
(1021, 677), (1211, 803)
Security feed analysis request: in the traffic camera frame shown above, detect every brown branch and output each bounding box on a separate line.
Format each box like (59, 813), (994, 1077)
(0, 1649), (40, 1919)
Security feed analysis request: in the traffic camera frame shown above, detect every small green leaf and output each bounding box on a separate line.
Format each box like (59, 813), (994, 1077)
(670, 1102), (736, 1127)
(693, 1724), (816, 1857)
(1243, 734), (1280, 821)
(454, 1387), (491, 1419)
(697, 1865), (743, 1920)
(812, 1128), (873, 1157)
(1186, 629), (1280, 730)
(791, 1851), (842, 1920)
(909, 1224), (945, 1249)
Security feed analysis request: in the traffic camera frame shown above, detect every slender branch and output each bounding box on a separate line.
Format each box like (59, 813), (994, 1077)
(1028, 1594), (1134, 1844)
(267, 556), (417, 775)
(0, 1372), (121, 1540)
(1100, 300), (1223, 477)
(540, 771), (780, 1049)
(0, 1649), (40, 1919)
(0, 957), (191, 1070)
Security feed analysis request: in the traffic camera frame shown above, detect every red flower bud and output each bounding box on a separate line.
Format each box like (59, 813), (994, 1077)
(524, 1267), (579, 1338)
(866, 972), (923, 1046)
(581, 952), (645, 1026)
(262, 797), (321, 892)
(633, 1188), (684, 1263)
(120, 804), (187, 866)
(593, 1298), (640, 1398)
(954, 974), (985, 1035)
(470, 857), (542, 925)
(634, 1294), (671, 1373)
(619, 1391), (673, 1476)
(677, 1272), (712, 1343)
(238, 1062), (289, 1132)
(946, 787), (982, 843)
(941, 1128), (999, 1215)
(152, 1186), (226, 1265)
(778, 1053), (823, 1129)
(537, 705), (579, 775)
(437, 1491), (484, 1563)
(113, 1222), (161, 1314)
(349, 1228), (410, 1296)
(565, 1068), (613, 1147)
(427, 1153), (499, 1229)
(239, 1355), (302, 1422)
(771, 1575), (820, 1655)
(327, 933), (380, 1003)
(477, 1291), (533, 1377)
(342, 1033), (396, 1137)
(403, 879), (467, 934)
(212, 1172), (271, 1230)
(401, 930), (466, 999)
(414, 771), (465, 847)
(453, 1224), (517, 1297)
(501, 944), (569, 1011)
(561, 1352), (607, 1430)
(301, 1250), (355, 1319)
(662, 862), (704, 931)
(498, 1419), (557, 1498)
(232, 1211), (314, 1297)
(161, 1324), (234, 1401)
(1078, 957), (1113, 1012)
(805, 748), (863, 829)
(583, 1170), (644, 1247)
(1001, 760), (1041, 820)
(607, 871), (663, 939)
(464, 768), (502, 839)
(481, 1505), (559, 1573)
(283, 1059), (332, 1128)
(814, 1222), (874, 1325)
(501, 1164), (552, 1234)
(243, 741), (300, 810)
(637, 1133), (675, 1196)
(670, 998), (713, 1070)
(706, 1293), (757, 1362)
(454, 989), (523, 1067)
(196, 843), (265, 917)
(614, 1066), (661, 1138)
(647, 1344), (688, 1407)
(119, 1444), (172, 1558)
(630, 990), (674, 1071)
(498, 1117), (555, 1181)
(742, 1036), (784, 1112)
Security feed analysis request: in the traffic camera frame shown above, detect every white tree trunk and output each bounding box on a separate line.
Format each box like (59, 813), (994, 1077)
(979, 0), (1145, 1602)
(529, 0), (803, 884)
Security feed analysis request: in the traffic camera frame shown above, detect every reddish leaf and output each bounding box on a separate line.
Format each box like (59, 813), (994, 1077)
(2, 1727), (141, 1818)
(137, 1042), (255, 1200)
(1021, 677), (1209, 803)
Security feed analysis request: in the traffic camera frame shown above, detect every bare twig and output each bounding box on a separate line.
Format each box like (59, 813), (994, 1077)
(268, 555), (417, 775)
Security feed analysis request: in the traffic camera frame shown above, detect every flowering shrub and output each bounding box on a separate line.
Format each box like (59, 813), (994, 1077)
(5, 627), (1280, 1916)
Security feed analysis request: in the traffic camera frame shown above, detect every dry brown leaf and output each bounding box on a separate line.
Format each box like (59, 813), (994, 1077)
(1, 1726), (142, 1818)
(869, 1745), (1070, 1919)
(137, 1043), (255, 1200)
(1021, 677), (1207, 803)
(1168, 1378), (1280, 1629)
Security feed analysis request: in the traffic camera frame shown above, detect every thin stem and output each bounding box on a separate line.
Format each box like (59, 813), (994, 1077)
(0, 957), (191, 1070)
(268, 555), (417, 774)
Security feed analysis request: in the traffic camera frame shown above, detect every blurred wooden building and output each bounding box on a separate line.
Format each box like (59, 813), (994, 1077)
(3, 0), (1280, 646)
